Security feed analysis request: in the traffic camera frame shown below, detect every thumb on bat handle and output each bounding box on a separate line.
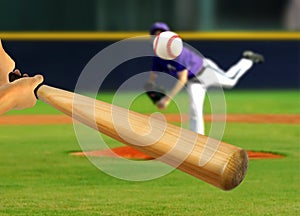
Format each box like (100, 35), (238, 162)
(8, 72), (44, 99)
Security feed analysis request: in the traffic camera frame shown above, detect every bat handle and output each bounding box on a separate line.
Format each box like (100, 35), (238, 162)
(8, 72), (44, 99)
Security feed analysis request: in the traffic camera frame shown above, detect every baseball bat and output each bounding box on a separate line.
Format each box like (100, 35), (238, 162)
(10, 73), (248, 190)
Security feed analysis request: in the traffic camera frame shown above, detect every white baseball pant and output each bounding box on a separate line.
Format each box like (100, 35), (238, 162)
(187, 58), (253, 134)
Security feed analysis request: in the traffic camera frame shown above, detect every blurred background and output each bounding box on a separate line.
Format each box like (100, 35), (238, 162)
(0, 0), (299, 31)
(0, 0), (299, 91)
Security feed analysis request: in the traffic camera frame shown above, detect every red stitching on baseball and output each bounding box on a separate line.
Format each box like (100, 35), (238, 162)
(167, 35), (180, 59)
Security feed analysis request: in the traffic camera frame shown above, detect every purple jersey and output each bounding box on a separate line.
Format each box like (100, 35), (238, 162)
(152, 46), (204, 79)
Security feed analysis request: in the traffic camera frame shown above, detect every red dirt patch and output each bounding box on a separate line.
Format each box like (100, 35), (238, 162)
(71, 146), (152, 160)
(71, 146), (285, 160)
(162, 114), (300, 124)
(1, 114), (287, 160)
(0, 114), (73, 125)
(205, 114), (300, 124)
(246, 151), (284, 159)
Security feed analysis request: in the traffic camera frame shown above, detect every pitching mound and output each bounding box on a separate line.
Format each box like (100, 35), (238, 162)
(71, 146), (284, 160)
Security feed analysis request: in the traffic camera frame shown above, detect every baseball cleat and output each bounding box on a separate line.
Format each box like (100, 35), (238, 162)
(243, 51), (265, 63)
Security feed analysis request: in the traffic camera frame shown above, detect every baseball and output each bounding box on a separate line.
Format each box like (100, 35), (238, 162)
(153, 31), (183, 60)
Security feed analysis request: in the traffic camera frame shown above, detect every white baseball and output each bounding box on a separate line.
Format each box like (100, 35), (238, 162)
(153, 31), (183, 60)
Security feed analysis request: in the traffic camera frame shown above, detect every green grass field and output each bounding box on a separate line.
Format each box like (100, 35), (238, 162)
(0, 90), (299, 215)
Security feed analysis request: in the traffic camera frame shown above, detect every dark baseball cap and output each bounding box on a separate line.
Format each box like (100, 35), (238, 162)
(149, 22), (170, 35)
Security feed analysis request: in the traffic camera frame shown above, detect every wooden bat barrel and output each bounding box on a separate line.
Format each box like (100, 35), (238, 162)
(37, 85), (248, 190)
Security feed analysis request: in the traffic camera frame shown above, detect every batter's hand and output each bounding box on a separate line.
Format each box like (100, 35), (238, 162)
(9, 69), (43, 109)
(156, 96), (171, 110)
(10, 74), (43, 110)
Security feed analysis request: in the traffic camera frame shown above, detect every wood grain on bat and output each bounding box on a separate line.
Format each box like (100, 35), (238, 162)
(37, 85), (248, 190)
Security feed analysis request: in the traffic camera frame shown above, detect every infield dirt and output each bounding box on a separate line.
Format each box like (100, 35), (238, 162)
(2, 114), (291, 159)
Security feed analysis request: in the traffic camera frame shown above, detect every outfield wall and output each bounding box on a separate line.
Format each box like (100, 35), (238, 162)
(2, 32), (299, 90)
